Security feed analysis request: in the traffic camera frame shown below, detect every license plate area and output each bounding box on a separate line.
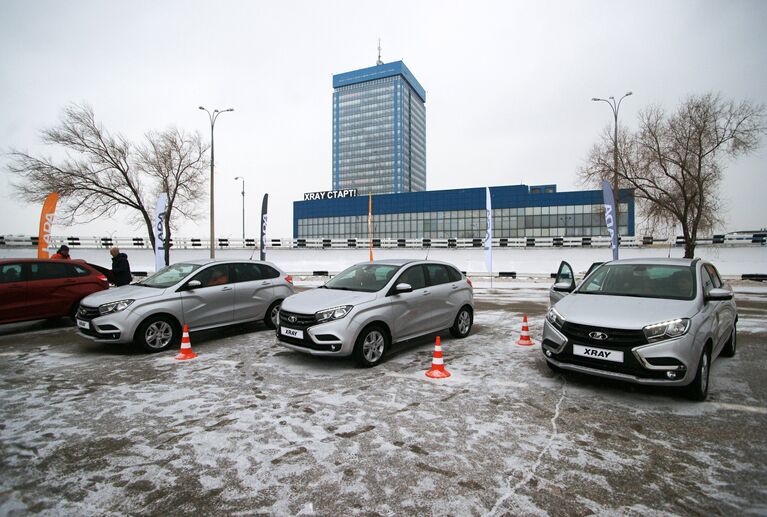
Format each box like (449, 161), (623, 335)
(573, 344), (623, 363)
(76, 319), (90, 330)
(281, 327), (304, 340)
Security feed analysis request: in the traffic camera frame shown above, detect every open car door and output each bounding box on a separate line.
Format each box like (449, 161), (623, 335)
(549, 260), (575, 306)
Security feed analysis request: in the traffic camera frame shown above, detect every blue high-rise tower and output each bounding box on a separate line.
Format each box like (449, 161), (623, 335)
(332, 60), (426, 194)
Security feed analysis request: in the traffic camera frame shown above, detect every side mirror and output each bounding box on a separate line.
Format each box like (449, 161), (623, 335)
(705, 288), (733, 301)
(186, 279), (202, 290)
(552, 281), (574, 293)
(394, 282), (413, 294)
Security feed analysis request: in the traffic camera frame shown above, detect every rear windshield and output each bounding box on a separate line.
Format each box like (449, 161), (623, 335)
(325, 263), (401, 292)
(139, 263), (201, 288)
(577, 264), (696, 300)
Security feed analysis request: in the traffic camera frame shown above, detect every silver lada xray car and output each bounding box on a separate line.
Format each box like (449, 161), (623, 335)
(277, 260), (474, 367)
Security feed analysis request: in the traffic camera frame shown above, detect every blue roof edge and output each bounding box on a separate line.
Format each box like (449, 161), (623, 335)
(333, 60), (426, 102)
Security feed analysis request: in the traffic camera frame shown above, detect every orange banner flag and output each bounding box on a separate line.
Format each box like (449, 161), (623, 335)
(37, 193), (59, 259)
(368, 192), (373, 262)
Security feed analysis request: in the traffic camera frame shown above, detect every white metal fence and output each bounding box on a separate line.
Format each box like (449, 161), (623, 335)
(1, 233), (764, 250)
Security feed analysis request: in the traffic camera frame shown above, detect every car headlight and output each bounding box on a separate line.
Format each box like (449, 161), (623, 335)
(643, 318), (690, 343)
(98, 299), (134, 315)
(546, 307), (565, 329)
(315, 305), (353, 323)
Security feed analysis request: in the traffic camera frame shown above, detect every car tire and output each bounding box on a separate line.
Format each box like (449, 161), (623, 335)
(264, 300), (282, 330)
(449, 306), (473, 338)
(353, 325), (389, 367)
(134, 315), (180, 353)
(721, 323), (737, 357)
(686, 347), (710, 402)
(68, 301), (82, 323)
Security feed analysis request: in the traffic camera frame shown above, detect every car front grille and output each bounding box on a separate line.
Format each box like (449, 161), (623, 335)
(279, 310), (317, 329)
(560, 321), (647, 348)
(77, 305), (101, 321)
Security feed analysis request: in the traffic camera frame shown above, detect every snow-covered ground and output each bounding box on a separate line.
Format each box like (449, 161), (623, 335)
(1, 285), (766, 515)
(1, 244), (765, 277)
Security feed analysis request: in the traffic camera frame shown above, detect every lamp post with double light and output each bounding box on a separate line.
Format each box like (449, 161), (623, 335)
(591, 92), (632, 228)
(198, 106), (234, 258)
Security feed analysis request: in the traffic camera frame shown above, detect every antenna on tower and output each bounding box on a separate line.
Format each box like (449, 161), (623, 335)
(376, 38), (383, 65)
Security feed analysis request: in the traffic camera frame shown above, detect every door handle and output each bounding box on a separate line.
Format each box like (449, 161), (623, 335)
(451, 285), (459, 290)
(221, 286), (233, 291)
(9, 284), (24, 289)
(422, 290), (430, 296)
(261, 281), (270, 285)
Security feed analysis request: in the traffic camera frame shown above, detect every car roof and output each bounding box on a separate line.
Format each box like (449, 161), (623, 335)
(604, 257), (697, 266)
(366, 259), (460, 268)
(175, 258), (273, 266)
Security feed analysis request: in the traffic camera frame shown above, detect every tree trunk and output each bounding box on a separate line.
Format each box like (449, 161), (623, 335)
(684, 239), (696, 258)
(141, 209), (156, 251)
(164, 220), (171, 267)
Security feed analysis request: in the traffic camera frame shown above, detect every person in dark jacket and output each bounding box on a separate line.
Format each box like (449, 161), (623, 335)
(51, 245), (70, 259)
(110, 247), (132, 286)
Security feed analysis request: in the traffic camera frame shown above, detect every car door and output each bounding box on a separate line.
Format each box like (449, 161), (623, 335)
(698, 265), (727, 354)
(26, 261), (74, 318)
(231, 262), (274, 323)
(703, 263), (734, 353)
(423, 263), (457, 330)
(0, 263), (28, 323)
(387, 264), (430, 341)
(549, 260), (575, 306)
(180, 264), (235, 328)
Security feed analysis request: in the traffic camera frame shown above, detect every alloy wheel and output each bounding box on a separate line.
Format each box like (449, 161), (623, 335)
(145, 321), (173, 349)
(362, 330), (385, 363)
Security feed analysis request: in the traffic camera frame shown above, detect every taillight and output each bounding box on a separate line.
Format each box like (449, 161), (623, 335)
(97, 275), (108, 283)
(466, 278), (473, 288)
(285, 275), (293, 284)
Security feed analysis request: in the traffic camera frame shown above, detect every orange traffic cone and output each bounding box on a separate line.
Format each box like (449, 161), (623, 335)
(516, 314), (534, 346)
(425, 336), (451, 378)
(175, 324), (198, 360)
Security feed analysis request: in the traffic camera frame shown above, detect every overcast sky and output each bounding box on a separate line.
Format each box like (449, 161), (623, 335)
(1, 0), (765, 240)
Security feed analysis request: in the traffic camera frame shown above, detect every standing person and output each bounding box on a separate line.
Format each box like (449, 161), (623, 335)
(110, 247), (132, 286)
(51, 245), (70, 259)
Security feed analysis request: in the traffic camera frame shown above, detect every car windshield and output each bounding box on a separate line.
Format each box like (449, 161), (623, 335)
(139, 263), (201, 288)
(577, 264), (696, 300)
(325, 263), (401, 292)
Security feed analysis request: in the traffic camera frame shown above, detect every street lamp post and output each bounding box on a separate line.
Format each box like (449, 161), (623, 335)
(198, 106), (234, 259)
(591, 92), (632, 229)
(234, 176), (245, 241)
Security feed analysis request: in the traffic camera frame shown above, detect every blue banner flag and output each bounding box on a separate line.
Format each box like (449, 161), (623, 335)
(601, 180), (619, 260)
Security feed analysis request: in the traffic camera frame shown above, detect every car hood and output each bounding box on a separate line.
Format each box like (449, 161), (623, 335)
(282, 287), (378, 314)
(81, 284), (168, 307)
(554, 293), (697, 329)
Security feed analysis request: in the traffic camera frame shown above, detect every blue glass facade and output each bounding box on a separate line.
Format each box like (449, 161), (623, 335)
(294, 184), (635, 239)
(332, 61), (426, 194)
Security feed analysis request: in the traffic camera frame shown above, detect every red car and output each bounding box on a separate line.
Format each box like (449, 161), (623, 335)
(0, 258), (109, 324)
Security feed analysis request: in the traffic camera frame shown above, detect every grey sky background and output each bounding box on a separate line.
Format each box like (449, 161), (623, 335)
(1, 0), (765, 240)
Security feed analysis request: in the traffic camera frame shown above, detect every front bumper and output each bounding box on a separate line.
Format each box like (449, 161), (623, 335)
(276, 311), (360, 357)
(75, 305), (137, 344)
(541, 319), (696, 386)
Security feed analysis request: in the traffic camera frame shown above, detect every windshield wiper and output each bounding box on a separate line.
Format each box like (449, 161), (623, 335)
(327, 286), (353, 291)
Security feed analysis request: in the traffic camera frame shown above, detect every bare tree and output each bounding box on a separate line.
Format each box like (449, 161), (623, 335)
(581, 93), (765, 258)
(5, 104), (209, 262)
(6, 103), (157, 246)
(137, 128), (209, 265)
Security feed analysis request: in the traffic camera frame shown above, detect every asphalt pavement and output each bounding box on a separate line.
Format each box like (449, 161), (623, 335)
(0, 284), (765, 516)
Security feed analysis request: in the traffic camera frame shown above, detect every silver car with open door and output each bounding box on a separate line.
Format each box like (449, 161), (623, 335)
(543, 258), (737, 401)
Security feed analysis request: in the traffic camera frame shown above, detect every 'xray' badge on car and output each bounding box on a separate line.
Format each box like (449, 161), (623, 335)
(573, 344), (623, 363)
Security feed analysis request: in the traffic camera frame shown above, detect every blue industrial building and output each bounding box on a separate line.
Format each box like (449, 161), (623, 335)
(294, 184), (634, 239)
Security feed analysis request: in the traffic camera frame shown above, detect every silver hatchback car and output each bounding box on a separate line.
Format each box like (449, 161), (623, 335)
(543, 258), (737, 400)
(77, 259), (294, 352)
(277, 260), (474, 367)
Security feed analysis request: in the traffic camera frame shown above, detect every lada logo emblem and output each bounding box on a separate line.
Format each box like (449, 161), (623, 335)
(288, 315), (297, 323)
(589, 331), (608, 341)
